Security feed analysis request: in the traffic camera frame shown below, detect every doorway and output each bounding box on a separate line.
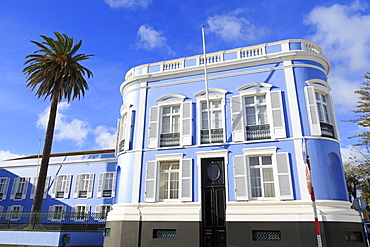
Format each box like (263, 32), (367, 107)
(201, 158), (227, 247)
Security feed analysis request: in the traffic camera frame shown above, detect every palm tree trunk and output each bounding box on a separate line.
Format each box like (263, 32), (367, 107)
(30, 83), (60, 226)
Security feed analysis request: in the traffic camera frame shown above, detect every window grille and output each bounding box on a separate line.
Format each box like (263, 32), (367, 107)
(153, 229), (176, 239)
(344, 232), (363, 242)
(252, 230), (281, 241)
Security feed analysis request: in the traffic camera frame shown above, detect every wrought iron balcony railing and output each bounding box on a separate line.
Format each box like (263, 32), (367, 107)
(0, 211), (107, 230)
(246, 124), (271, 140)
(160, 132), (180, 147)
(320, 122), (335, 139)
(201, 129), (223, 144)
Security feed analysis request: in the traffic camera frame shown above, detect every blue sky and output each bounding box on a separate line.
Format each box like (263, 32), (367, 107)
(0, 0), (370, 161)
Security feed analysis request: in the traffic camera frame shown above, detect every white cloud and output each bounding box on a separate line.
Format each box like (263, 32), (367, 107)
(136, 24), (169, 51)
(104, 0), (151, 9)
(341, 145), (370, 164)
(305, 1), (370, 72)
(93, 126), (116, 149)
(36, 102), (90, 147)
(0, 150), (24, 161)
(207, 10), (266, 43)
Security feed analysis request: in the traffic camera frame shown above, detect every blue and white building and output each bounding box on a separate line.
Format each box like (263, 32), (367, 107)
(0, 150), (117, 223)
(104, 39), (365, 246)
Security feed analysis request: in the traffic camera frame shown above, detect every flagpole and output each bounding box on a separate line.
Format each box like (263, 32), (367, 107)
(304, 139), (323, 247)
(201, 26), (212, 144)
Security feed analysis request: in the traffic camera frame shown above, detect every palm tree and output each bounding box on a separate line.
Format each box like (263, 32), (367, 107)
(23, 32), (93, 225)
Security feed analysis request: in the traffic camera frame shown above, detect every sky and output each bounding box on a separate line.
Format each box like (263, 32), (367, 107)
(1, 0), (370, 162)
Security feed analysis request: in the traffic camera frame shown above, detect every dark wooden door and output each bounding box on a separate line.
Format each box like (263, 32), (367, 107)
(201, 158), (227, 247)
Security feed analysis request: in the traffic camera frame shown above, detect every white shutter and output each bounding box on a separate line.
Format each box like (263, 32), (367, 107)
(48, 206), (54, 220)
(115, 118), (121, 155)
(30, 177), (37, 199)
(74, 175), (81, 198)
(181, 101), (192, 146)
(6, 207), (11, 220)
(304, 86), (321, 136)
(234, 155), (249, 201)
(231, 96), (245, 142)
(17, 206), (23, 220)
(64, 175), (72, 199)
(95, 205), (101, 220)
(124, 109), (133, 151)
(268, 91), (286, 139)
(1, 178), (10, 200)
(148, 106), (160, 148)
(180, 158), (192, 202)
(87, 174), (94, 198)
(275, 152), (293, 200)
(111, 172), (117, 198)
(61, 206), (67, 220)
(21, 177), (29, 199)
(328, 94), (340, 141)
(10, 177), (19, 200)
(43, 176), (50, 199)
(97, 173), (104, 198)
(51, 176), (58, 198)
(145, 161), (158, 202)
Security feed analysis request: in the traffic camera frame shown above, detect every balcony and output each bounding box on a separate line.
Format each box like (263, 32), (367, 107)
(160, 132), (180, 147)
(201, 129), (223, 144)
(320, 122), (335, 139)
(246, 124), (271, 140)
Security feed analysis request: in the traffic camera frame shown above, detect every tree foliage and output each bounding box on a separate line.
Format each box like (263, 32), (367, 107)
(23, 32), (93, 224)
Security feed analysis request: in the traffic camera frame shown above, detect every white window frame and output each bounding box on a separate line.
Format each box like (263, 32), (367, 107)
(145, 153), (192, 203)
(74, 174), (94, 199)
(233, 147), (293, 201)
(71, 204), (90, 222)
(10, 177), (30, 200)
(30, 176), (50, 199)
(48, 205), (67, 221)
(195, 88), (227, 144)
(6, 205), (23, 221)
(95, 204), (112, 221)
(116, 103), (133, 154)
(51, 174), (72, 199)
(0, 177), (10, 201)
(231, 82), (286, 142)
(148, 94), (192, 148)
(304, 79), (339, 141)
(97, 172), (116, 198)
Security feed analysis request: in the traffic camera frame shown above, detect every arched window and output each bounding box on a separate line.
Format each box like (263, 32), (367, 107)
(148, 94), (192, 148)
(304, 79), (339, 140)
(230, 82), (286, 142)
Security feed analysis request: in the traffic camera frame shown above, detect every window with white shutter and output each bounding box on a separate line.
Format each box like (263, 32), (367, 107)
(6, 205), (23, 221)
(231, 83), (286, 142)
(30, 176), (50, 199)
(233, 147), (293, 201)
(95, 204), (112, 221)
(74, 174), (94, 198)
(0, 177), (10, 200)
(48, 205), (67, 221)
(117, 104), (134, 154)
(304, 80), (338, 140)
(97, 172), (116, 198)
(51, 175), (72, 199)
(145, 154), (192, 203)
(195, 88), (227, 144)
(148, 94), (192, 148)
(10, 177), (29, 200)
(71, 205), (90, 221)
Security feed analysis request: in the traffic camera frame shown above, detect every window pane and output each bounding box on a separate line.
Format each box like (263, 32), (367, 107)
(261, 156), (272, 165)
(317, 103), (324, 122)
(212, 100), (221, 109)
(256, 95), (266, 104)
(201, 102), (208, 110)
(263, 168), (274, 182)
(172, 106), (180, 113)
(163, 107), (170, 115)
(249, 157), (259, 166)
(245, 97), (254, 105)
(246, 107), (256, 125)
(264, 183), (275, 197)
(159, 173), (168, 200)
(172, 116), (180, 132)
(202, 112), (208, 129)
(257, 106), (267, 124)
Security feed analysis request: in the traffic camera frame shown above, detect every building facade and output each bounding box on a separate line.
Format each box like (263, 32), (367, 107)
(0, 150), (117, 223)
(104, 39), (365, 247)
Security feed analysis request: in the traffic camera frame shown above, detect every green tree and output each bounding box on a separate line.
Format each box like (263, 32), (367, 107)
(349, 73), (370, 146)
(23, 32), (93, 225)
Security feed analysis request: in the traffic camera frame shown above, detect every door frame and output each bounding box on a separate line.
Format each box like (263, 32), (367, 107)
(196, 150), (229, 205)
